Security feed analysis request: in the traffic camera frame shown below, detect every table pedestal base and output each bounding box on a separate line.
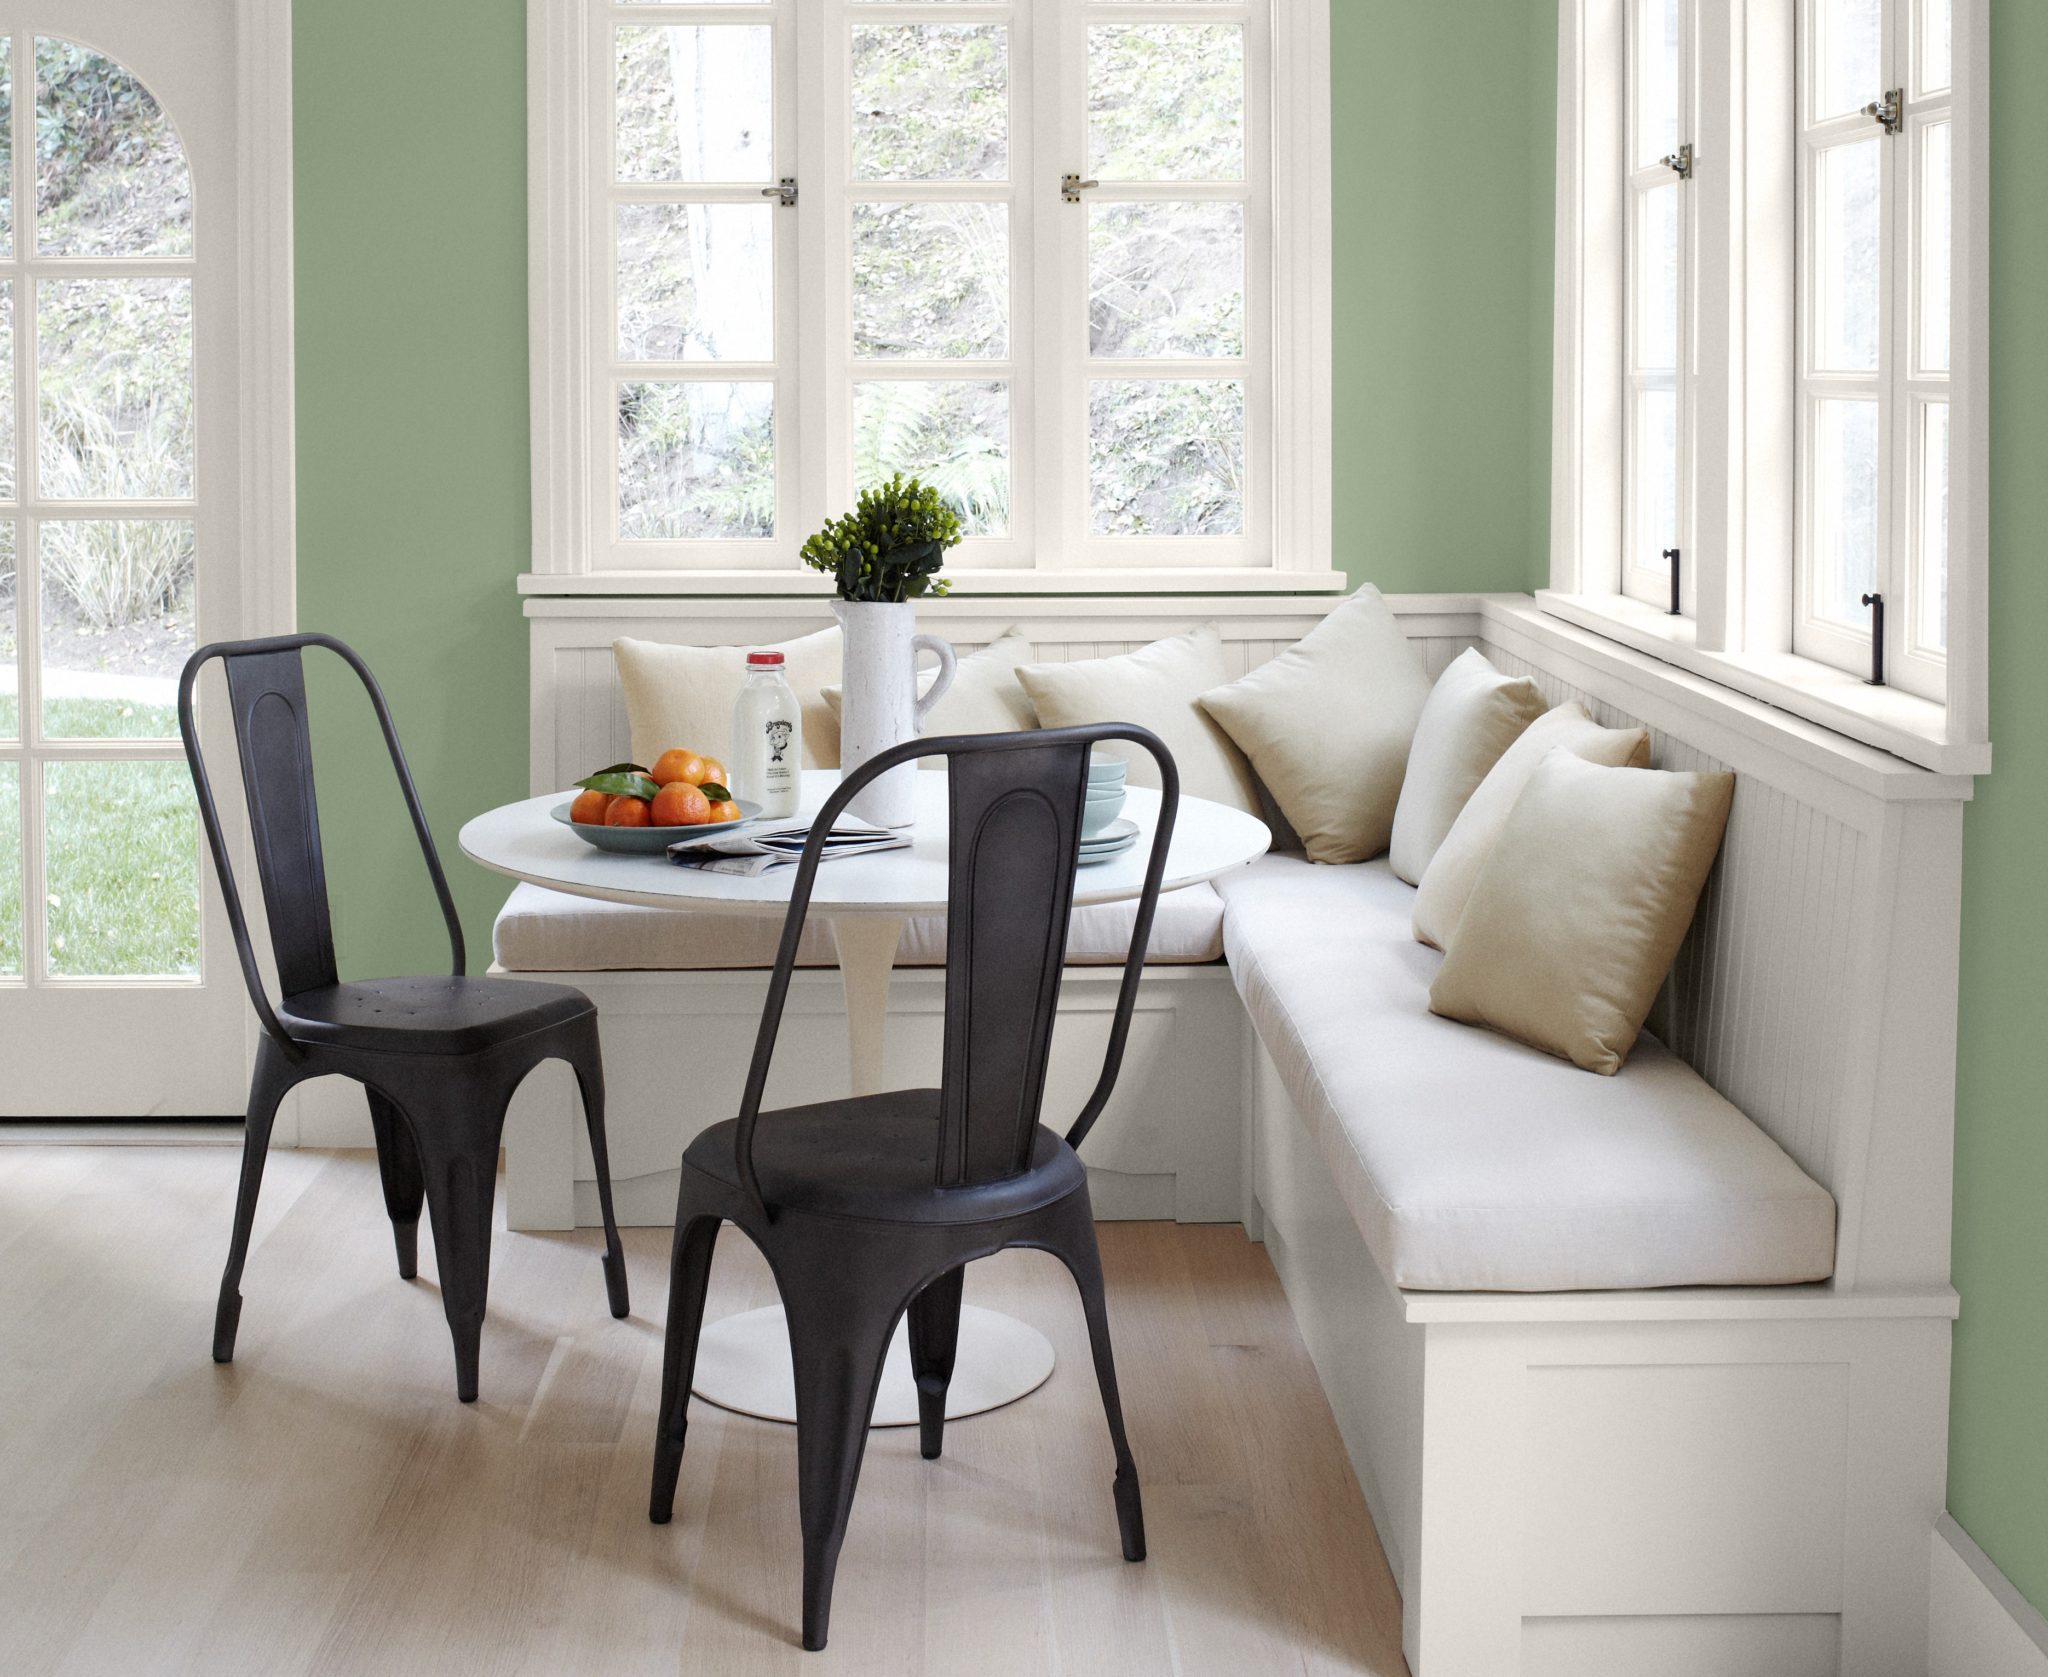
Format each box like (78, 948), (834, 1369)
(691, 1304), (1056, 1426)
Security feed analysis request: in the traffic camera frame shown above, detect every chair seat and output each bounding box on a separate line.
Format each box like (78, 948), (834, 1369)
(278, 975), (593, 1056)
(682, 1089), (1086, 1225)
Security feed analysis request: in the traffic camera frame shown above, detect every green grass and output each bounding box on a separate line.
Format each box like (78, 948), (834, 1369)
(42, 759), (198, 977)
(0, 694), (177, 742)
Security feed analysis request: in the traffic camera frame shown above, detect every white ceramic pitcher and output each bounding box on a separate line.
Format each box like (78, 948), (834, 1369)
(832, 600), (957, 828)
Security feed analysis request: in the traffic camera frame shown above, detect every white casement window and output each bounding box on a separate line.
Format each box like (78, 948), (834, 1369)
(1795, 0), (1952, 699)
(529, 0), (1333, 593)
(1623, 0), (1693, 615)
(1549, 0), (1987, 774)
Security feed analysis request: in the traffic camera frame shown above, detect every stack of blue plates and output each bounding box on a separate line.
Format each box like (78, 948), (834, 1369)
(1078, 817), (1139, 866)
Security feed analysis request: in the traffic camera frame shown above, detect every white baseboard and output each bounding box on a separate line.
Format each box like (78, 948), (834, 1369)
(1931, 1514), (2048, 1677)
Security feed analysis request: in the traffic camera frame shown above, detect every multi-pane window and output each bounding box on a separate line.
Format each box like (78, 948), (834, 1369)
(568, 0), (1300, 581)
(0, 36), (203, 983)
(1624, 0), (1691, 615)
(1797, 0), (1951, 697)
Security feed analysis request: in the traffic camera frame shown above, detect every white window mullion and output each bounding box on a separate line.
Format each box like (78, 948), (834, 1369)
(797, 0), (836, 550)
(1037, 0), (1082, 572)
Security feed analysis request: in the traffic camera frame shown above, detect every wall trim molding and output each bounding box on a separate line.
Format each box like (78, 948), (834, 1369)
(1931, 1514), (2048, 1677)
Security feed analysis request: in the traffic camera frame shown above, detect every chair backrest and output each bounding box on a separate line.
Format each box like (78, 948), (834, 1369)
(731, 725), (1180, 1215)
(176, 632), (465, 1054)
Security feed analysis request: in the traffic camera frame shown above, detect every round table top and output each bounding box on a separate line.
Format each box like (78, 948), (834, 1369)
(459, 768), (1270, 919)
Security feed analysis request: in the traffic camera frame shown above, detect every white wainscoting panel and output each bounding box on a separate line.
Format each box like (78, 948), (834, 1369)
(1930, 1515), (2048, 1677)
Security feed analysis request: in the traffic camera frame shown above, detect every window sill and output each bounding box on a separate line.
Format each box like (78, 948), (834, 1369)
(518, 568), (1351, 599)
(1535, 591), (1991, 777)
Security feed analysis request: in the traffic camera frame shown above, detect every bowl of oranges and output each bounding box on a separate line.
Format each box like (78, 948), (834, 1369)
(552, 748), (762, 854)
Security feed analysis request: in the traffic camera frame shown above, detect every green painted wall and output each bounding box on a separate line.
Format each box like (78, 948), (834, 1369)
(1946, 0), (2048, 1615)
(1330, 0), (1557, 592)
(293, 0), (532, 979)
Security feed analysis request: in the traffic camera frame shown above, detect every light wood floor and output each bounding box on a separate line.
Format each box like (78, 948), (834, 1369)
(0, 1146), (1407, 1676)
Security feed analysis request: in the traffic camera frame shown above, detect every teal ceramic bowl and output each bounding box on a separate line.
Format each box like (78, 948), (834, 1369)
(1082, 785), (1127, 840)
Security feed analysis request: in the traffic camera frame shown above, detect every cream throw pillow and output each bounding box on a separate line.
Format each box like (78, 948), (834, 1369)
(614, 628), (842, 771)
(1016, 626), (1262, 814)
(825, 631), (1038, 767)
(1196, 585), (1431, 863)
(1428, 752), (1736, 1075)
(1387, 648), (1545, 884)
(1411, 703), (1650, 948)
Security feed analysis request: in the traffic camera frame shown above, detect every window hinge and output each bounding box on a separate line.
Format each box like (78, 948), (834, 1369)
(1863, 88), (1904, 134)
(1660, 142), (1694, 180)
(761, 177), (798, 208)
(1663, 547), (1682, 616)
(1861, 592), (1887, 685)
(1061, 172), (1099, 204)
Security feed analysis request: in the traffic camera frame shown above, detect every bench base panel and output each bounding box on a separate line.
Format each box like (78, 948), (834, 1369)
(1248, 1028), (1953, 1677)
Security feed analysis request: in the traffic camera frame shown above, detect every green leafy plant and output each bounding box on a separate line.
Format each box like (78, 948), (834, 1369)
(799, 473), (960, 603)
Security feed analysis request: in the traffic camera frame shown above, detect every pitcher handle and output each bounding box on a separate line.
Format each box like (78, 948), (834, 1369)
(910, 634), (958, 732)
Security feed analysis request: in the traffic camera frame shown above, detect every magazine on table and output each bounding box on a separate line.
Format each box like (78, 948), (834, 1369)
(665, 817), (909, 877)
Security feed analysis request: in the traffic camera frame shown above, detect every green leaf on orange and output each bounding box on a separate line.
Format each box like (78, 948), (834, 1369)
(576, 770), (660, 800)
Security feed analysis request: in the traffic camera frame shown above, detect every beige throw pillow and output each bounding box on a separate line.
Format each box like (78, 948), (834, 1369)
(825, 631), (1038, 766)
(1429, 752), (1736, 1075)
(1411, 703), (1651, 948)
(1197, 586), (1431, 863)
(614, 628), (842, 771)
(1387, 648), (1545, 884)
(1016, 626), (1262, 815)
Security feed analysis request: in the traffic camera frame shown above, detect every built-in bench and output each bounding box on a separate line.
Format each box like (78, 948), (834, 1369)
(485, 589), (1966, 1677)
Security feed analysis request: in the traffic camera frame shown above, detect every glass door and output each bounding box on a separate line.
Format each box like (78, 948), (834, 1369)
(1, 1), (249, 1116)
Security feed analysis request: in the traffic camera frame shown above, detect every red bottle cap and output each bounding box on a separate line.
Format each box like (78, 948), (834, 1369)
(746, 651), (785, 666)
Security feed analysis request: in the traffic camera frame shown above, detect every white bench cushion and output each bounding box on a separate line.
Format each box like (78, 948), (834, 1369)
(1215, 854), (1836, 1292)
(492, 880), (1226, 972)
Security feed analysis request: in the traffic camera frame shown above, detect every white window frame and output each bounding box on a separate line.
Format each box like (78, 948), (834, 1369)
(526, 0), (1336, 596)
(1547, 0), (1989, 775)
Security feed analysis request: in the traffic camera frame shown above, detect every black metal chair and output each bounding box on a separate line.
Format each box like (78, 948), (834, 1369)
(177, 632), (628, 1403)
(648, 723), (1179, 1651)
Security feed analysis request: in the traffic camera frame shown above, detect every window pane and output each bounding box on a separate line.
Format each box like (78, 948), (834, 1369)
(0, 39), (12, 255)
(617, 203), (773, 362)
(0, 283), (13, 499)
(39, 521), (194, 740)
(1920, 0), (1952, 93)
(852, 26), (1007, 183)
(38, 278), (194, 499)
(0, 524), (15, 739)
(1089, 201), (1244, 359)
(1812, 398), (1880, 627)
(1632, 388), (1679, 577)
(1089, 26), (1243, 182)
(616, 26), (772, 184)
(36, 37), (192, 256)
(0, 761), (17, 975)
(1816, 140), (1881, 372)
(618, 381), (774, 540)
(1919, 401), (1949, 651)
(1634, 0), (1681, 169)
(1088, 379), (1243, 536)
(852, 202), (1009, 359)
(44, 759), (200, 978)
(1636, 183), (1679, 373)
(855, 380), (1009, 538)
(1816, 0), (1883, 119)
(1921, 121), (1951, 372)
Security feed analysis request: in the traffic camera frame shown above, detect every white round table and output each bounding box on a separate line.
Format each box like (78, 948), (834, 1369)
(460, 768), (1269, 1427)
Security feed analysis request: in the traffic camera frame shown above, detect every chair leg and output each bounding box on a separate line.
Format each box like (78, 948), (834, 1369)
(365, 1090), (425, 1281)
(649, 1210), (721, 1525)
(1044, 1195), (1146, 1563)
(213, 1038), (298, 1364)
(567, 1028), (630, 1319)
(785, 1266), (911, 1652)
(907, 1265), (966, 1461)
(409, 1091), (509, 1404)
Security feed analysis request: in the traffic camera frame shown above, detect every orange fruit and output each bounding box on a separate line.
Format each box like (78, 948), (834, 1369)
(569, 788), (610, 825)
(651, 748), (708, 787)
(699, 757), (729, 789)
(702, 800), (740, 823)
(605, 795), (653, 827)
(651, 782), (711, 827)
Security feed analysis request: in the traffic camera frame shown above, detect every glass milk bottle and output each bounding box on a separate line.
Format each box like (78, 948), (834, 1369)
(731, 651), (802, 819)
